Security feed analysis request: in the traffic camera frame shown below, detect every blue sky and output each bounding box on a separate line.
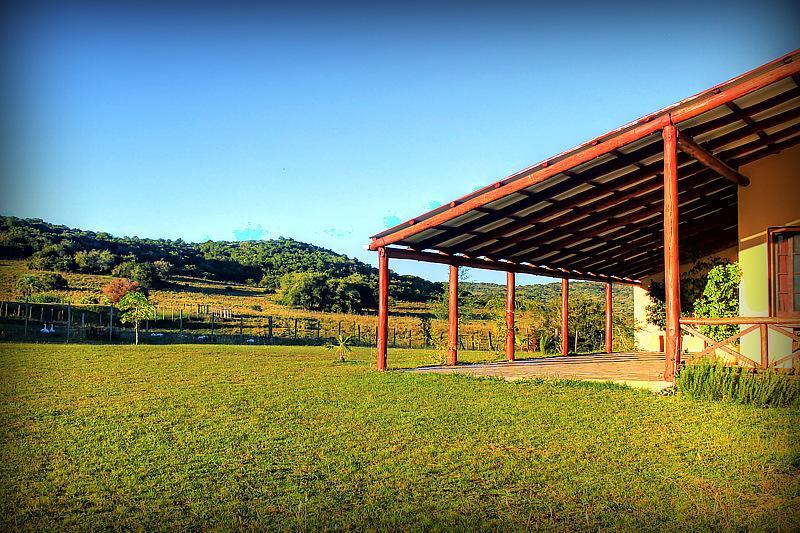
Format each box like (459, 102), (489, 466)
(2, 1), (797, 283)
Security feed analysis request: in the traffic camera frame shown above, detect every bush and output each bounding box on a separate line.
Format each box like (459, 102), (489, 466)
(26, 242), (76, 272)
(74, 249), (116, 274)
(677, 360), (800, 408)
(14, 273), (68, 297)
(693, 263), (741, 342)
(112, 261), (159, 288)
(102, 279), (141, 304)
(28, 292), (65, 304)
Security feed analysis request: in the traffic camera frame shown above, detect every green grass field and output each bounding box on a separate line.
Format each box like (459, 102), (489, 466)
(1, 343), (799, 530)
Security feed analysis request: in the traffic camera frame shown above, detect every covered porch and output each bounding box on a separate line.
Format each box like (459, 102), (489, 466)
(369, 50), (800, 381)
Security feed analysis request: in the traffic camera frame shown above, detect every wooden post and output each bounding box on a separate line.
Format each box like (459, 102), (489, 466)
(393, 327), (396, 348)
(294, 318), (298, 338)
(240, 316), (244, 343)
(759, 323), (769, 369)
(66, 304), (71, 343)
(24, 299), (29, 337)
(179, 309), (183, 334)
(211, 313), (215, 336)
(447, 264), (458, 365)
(268, 316), (273, 344)
(506, 271), (515, 362)
(561, 278), (569, 356)
(605, 282), (613, 354)
(663, 124), (681, 381)
(109, 306), (113, 342)
(376, 248), (389, 371)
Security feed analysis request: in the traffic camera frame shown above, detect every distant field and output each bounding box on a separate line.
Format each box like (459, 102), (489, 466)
(1, 343), (798, 529)
(1, 260), (618, 351)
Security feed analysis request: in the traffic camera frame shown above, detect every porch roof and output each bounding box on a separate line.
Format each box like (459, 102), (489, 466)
(369, 50), (800, 285)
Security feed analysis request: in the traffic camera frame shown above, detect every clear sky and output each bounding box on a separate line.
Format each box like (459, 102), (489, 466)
(2, 1), (797, 284)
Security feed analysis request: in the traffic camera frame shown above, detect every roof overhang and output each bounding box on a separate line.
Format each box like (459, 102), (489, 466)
(368, 50), (800, 285)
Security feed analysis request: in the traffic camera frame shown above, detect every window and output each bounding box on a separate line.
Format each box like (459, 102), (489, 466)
(770, 227), (800, 317)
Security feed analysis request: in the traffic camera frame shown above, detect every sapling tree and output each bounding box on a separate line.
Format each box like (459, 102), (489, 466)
(118, 291), (155, 345)
(324, 334), (354, 362)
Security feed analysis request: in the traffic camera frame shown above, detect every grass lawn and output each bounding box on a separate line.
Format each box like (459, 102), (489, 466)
(1, 343), (799, 530)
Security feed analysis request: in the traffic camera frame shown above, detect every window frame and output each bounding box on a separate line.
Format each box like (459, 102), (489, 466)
(768, 226), (800, 318)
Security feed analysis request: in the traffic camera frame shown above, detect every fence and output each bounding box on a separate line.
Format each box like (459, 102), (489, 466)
(0, 300), (527, 351)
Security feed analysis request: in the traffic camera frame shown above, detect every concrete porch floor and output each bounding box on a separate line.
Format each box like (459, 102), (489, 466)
(407, 352), (672, 392)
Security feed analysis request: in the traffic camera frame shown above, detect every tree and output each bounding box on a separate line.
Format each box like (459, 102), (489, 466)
(279, 272), (332, 311)
(74, 249), (116, 273)
(324, 334), (355, 362)
(693, 262), (741, 342)
(102, 278), (141, 304)
(15, 275), (46, 299)
(118, 291), (155, 345)
(646, 257), (729, 329)
(112, 261), (159, 288)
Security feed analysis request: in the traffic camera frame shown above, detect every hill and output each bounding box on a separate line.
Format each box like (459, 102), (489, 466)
(0, 216), (440, 302)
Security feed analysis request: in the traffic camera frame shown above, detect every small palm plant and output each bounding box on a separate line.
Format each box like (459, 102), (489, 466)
(325, 334), (354, 362)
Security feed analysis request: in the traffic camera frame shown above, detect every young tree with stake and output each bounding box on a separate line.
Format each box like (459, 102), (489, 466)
(118, 292), (155, 345)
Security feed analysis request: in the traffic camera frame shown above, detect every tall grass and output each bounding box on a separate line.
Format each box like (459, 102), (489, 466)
(677, 359), (800, 407)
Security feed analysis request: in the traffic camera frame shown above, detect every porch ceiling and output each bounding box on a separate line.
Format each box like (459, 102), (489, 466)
(369, 50), (800, 284)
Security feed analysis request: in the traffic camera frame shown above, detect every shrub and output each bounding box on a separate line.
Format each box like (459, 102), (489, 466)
(677, 359), (800, 408)
(14, 273), (68, 297)
(112, 261), (159, 288)
(26, 242), (76, 272)
(646, 257), (729, 330)
(102, 279), (141, 304)
(74, 250), (116, 274)
(28, 292), (64, 304)
(693, 263), (741, 342)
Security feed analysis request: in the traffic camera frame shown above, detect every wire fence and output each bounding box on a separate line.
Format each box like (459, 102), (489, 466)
(0, 300), (519, 351)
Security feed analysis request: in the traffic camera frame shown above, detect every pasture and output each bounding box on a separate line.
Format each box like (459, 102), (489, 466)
(1, 343), (799, 529)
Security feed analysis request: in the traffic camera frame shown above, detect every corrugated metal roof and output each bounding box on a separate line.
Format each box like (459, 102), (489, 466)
(370, 50), (800, 283)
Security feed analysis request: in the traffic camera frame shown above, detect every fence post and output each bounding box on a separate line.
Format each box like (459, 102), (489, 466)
(240, 316), (244, 344)
(67, 304), (71, 343)
(268, 316), (273, 344)
(760, 323), (769, 369)
(211, 313), (215, 337)
(317, 320), (321, 339)
(179, 309), (183, 334)
(24, 298), (29, 337)
(109, 306), (113, 342)
(393, 327), (396, 348)
(293, 318), (298, 338)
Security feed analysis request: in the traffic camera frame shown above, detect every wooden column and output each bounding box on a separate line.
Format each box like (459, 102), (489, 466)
(447, 265), (459, 365)
(605, 282), (613, 354)
(377, 248), (389, 371)
(663, 124), (682, 381)
(561, 278), (569, 356)
(505, 271), (515, 362)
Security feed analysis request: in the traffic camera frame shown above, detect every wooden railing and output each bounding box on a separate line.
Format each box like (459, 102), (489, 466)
(680, 317), (800, 370)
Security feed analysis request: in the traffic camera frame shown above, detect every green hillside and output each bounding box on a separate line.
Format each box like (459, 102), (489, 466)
(0, 216), (440, 302)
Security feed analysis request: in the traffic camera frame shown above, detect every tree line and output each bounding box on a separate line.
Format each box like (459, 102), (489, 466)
(0, 216), (442, 308)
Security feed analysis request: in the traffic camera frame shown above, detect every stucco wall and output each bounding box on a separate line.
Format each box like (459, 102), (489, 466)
(737, 144), (800, 366)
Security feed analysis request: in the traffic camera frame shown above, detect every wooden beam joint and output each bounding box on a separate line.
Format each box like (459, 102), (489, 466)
(676, 130), (750, 186)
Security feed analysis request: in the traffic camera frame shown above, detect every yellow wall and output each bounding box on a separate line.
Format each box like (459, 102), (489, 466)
(737, 144), (800, 366)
